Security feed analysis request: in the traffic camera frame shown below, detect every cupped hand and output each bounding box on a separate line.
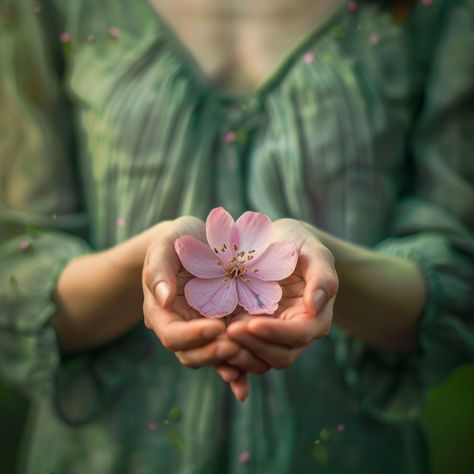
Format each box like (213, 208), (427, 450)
(219, 219), (338, 385)
(142, 216), (266, 379)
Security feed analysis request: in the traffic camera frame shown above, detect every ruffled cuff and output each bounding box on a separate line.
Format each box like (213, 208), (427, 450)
(331, 233), (474, 423)
(0, 232), (149, 425)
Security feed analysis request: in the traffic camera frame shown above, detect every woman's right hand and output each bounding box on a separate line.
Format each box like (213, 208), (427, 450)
(142, 216), (239, 367)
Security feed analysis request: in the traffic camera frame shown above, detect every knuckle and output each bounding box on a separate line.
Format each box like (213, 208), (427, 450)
(143, 267), (158, 290)
(160, 333), (174, 351)
(324, 273), (339, 297)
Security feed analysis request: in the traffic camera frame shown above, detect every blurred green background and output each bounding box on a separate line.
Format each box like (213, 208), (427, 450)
(1, 363), (473, 473)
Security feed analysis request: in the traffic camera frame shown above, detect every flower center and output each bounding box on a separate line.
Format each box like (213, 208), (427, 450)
(219, 248), (257, 281)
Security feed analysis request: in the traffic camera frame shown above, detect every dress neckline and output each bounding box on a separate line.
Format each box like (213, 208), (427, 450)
(143, 0), (347, 102)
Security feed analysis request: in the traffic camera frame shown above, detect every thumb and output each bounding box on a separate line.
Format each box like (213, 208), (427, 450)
(299, 242), (338, 316)
(143, 240), (179, 307)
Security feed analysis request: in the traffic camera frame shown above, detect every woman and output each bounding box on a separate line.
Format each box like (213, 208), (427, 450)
(0, 0), (473, 472)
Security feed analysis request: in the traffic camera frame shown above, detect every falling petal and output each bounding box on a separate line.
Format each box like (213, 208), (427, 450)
(225, 131), (236, 144)
(370, 33), (379, 45)
(59, 32), (71, 44)
(185, 277), (238, 318)
(116, 217), (125, 227)
(347, 1), (358, 12)
(234, 211), (272, 258)
(33, 5), (41, 14)
(87, 34), (96, 43)
(108, 26), (121, 39)
(19, 240), (31, 251)
(303, 51), (315, 63)
(175, 236), (225, 278)
(148, 421), (159, 431)
(236, 278), (282, 315)
(239, 451), (251, 464)
(247, 242), (298, 281)
(421, 0), (433, 5)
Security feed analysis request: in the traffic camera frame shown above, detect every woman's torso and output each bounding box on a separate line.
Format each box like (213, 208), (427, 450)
(24, 1), (438, 472)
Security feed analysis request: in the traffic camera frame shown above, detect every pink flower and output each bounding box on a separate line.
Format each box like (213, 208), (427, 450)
(175, 207), (298, 318)
(239, 451), (251, 464)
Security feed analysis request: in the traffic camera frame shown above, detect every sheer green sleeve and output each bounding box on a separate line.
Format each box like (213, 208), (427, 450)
(332, 0), (474, 422)
(0, 0), (145, 425)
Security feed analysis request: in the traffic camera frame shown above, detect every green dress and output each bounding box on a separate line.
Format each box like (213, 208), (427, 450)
(1, 0), (473, 472)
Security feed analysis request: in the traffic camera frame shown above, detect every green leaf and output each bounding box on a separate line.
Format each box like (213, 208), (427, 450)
(166, 429), (184, 451)
(167, 406), (182, 423)
(9, 275), (18, 288)
(25, 226), (41, 239)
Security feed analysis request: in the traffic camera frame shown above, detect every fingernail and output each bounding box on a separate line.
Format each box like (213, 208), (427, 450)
(155, 281), (170, 306)
(313, 289), (327, 314)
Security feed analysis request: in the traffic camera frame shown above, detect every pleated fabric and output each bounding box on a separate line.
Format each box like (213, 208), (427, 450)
(1, 0), (473, 473)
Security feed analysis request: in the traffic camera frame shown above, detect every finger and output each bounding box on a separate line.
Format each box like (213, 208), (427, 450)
(230, 372), (250, 402)
(227, 327), (296, 369)
(246, 308), (333, 348)
(226, 347), (270, 375)
(176, 339), (240, 369)
(215, 364), (240, 383)
(143, 237), (181, 307)
(148, 307), (226, 351)
(298, 240), (338, 315)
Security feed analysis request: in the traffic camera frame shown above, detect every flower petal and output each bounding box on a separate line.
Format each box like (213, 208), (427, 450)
(247, 242), (298, 281)
(206, 207), (238, 260)
(175, 236), (225, 278)
(185, 277), (238, 318)
(236, 278), (282, 315)
(234, 211), (272, 257)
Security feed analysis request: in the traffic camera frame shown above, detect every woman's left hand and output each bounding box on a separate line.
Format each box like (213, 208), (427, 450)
(216, 219), (338, 397)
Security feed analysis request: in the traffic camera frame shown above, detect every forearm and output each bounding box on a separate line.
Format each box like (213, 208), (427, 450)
(52, 227), (159, 353)
(306, 225), (426, 353)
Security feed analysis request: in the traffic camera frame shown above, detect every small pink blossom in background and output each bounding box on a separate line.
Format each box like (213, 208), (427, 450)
(148, 421), (159, 431)
(421, 0), (433, 6)
(59, 32), (72, 44)
(336, 423), (346, 433)
(19, 240), (31, 251)
(239, 451), (251, 464)
(303, 51), (315, 64)
(108, 26), (121, 39)
(116, 217), (126, 227)
(347, 1), (358, 12)
(224, 131), (236, 144)
(33, 5), (41, 14)
(87, 34), (96, 43)
(370, 33), (379, 45)
(175, 207), (298, 318)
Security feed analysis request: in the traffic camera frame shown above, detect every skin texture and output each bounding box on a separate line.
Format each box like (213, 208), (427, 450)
(53, 216), (425, 401)
(147, 0), (342, 93)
